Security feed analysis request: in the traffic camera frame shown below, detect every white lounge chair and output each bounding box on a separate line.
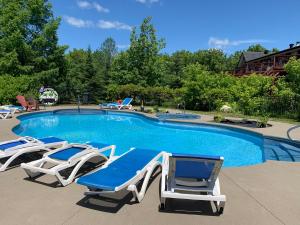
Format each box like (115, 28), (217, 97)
(160, 153), (226, 214)
(0, 105), (25, 113)
(21, 143), (116, 186)
(0, 136), (67, 172)
(99, 98), (133, 110)
(76, 148), (164, 202)
(0, 108), (16, 119)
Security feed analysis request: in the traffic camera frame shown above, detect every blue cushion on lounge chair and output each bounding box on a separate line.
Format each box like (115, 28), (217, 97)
(0, 109), (10, 113)
(0, 140), (27, 151)
(38, 137), (65, 144)
(175, 161), (215, 180)
(122, 98), (132, 105)
(77, 148), (159, 191)
(173, 153), (222, 180)
(49, 146), (87, 161)
(88, 142), (109, 149)
(88, 142), (112, 157)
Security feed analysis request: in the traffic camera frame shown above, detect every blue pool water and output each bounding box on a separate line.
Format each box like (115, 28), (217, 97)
(13, 110), (264, 167)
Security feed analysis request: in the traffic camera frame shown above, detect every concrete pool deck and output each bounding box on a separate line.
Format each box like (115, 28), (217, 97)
(1, 106), (300, 225)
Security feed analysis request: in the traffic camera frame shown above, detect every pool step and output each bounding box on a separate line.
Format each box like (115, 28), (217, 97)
(264, 138), (300, 162)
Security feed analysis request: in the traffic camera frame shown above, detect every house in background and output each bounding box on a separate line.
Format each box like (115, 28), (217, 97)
(234, 42), (300, 76)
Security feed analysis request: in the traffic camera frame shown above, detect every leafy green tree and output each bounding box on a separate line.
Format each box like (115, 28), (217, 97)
(194, 49), (227, 73)
(247, 44), (267, 52)
(285, 57), (300, 93)
(0, 0), (67, 98)
(64, 49), (87, 101)
(85, 47), (96, 94)
(164, 50), (194, 88)
(226, 51), (243, 71)
(127, 17), (166, 86)
(101, 37), (117, 83)
(110, 51), (135, 85)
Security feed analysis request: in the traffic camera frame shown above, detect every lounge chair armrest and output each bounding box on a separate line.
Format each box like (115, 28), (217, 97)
(97, 145), (116, 159)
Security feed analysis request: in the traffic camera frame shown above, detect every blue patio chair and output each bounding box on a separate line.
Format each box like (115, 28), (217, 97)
(160, 153), (226, 214)
(99, 97), (133, 110)
(76, 148), (164, 202)
(0, 136), (67, 172)
(21, 142), (116, 186)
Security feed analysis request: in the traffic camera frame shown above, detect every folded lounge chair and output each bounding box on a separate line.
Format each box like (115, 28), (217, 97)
(16, 95), (39, 111)
(99, 98), (133, 110)
(159, 153), (226, 214)
(76, 148), (164, 202)
(21, 143), (116, 186)
(0, 136), (67, 172)
(0, 109), (15, 119)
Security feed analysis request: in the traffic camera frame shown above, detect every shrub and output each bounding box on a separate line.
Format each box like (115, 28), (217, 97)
(214, 114), (225, 123)
(256, 116), (269, 128)
(0, 75), (39, 105)
(153, 105), (160, 112)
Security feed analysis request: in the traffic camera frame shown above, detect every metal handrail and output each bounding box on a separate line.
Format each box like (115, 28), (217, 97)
(287, 125), (300, 141)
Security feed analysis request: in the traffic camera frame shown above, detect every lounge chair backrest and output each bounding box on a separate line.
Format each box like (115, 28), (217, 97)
(16, 95), (28, 107)
(122, 98), (133, 106)
(169, 153), (223, 188)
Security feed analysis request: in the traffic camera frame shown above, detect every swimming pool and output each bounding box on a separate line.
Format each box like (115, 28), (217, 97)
(13, 109), (264, 167)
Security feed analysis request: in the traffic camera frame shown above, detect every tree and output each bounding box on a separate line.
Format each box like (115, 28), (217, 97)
(165, 50), (194, 88)
(96, 37), (117, 84)
(65, 49), (88, 101)
(226, 51), (243, 71)
(194, 49), (227, 73)
(85, 46), (101, 102)
(127, 17), (166, 86)
(0, 0), (67, 98)
(285, 57), (300, 93)
(247, 44), (267, 52)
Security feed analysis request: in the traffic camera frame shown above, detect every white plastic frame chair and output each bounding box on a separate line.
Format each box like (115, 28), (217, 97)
(99, 98), (133, 110)
(0, 108), (16, 119)
(21, 144), (116, 186)
(0, 136), (67, 172)
(77, 148), (164, 203)
(160, 152), (226, 214)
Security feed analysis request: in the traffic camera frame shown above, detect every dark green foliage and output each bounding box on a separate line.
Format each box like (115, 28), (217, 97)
(0, 7), (299, 120)
(214, 115), (225, 123)
(247, 44), (267, 52)
(112, 17), (166, 87)
(256, 116), (269, 128)
(0, 0), (67, 100)
(0, 75), (38, 104)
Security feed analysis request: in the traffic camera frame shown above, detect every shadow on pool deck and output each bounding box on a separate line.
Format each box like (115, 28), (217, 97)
(77, 191), (134, 213)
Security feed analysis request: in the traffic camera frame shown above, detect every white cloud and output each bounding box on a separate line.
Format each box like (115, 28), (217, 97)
(136, 0), (160, 4)
(77, 1), (109, 13)
(208, 37), (274, 49)
(64, 16), (93, 28)
(117, 44), (130, 49)
(97, 20), (132, 31)
(64, 16), (132, 31)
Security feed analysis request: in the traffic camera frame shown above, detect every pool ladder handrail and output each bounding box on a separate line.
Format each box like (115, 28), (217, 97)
(287, 125), (300, 141)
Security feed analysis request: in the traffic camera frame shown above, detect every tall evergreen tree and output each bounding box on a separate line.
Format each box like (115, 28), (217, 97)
(0, 0), (67, 96)
(100, 37), (117, 84)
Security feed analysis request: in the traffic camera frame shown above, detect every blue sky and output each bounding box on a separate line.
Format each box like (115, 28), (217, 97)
(50, 0), (300, 54)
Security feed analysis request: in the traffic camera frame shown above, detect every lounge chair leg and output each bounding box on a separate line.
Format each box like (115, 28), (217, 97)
(159, 197), (166, 210)
(24, 169), (42, 178)
(217, 201), (225, 214)
(128, 161), (161, 203)
(0, 150), (29, 172)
